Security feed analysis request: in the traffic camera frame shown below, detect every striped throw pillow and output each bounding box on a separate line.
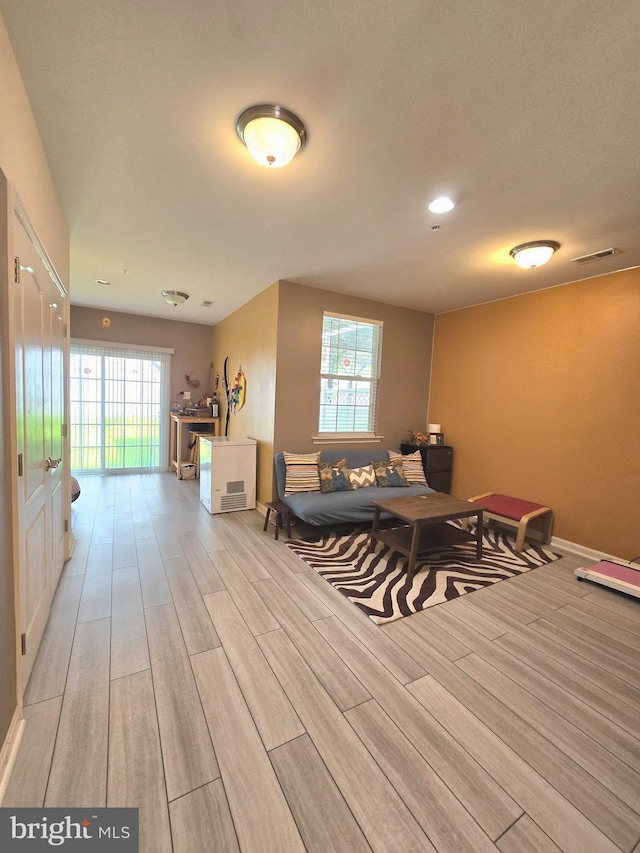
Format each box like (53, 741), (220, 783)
(389, 450), (428, 486)
(347, 464), (376, 489)
(283, 451), (321, 497)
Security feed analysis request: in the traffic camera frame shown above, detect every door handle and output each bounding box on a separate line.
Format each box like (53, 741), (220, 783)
(46, 456), (62, 470)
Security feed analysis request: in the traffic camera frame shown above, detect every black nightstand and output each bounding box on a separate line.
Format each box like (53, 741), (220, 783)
(400, 444), (453, 493)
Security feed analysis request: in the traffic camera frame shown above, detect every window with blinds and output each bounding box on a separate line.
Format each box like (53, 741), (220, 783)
(318, 313), (383, 435)
(70, 340), (172, 473)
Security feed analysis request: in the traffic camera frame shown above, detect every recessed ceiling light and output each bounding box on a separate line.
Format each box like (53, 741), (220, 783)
(428, 196), (455, 214)
(95, 279), (112, 286)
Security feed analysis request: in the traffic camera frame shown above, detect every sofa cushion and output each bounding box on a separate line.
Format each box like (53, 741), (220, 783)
(372, 459), (409, 487)
(389, 449), (428, 486)
(319, 459), (350, 493)
(282, 451), (321, 497)
(283, 483), (434, 525)
(347, 464), (376, 489)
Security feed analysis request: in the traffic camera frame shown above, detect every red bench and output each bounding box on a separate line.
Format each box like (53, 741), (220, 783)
(463, 492), (553, 552)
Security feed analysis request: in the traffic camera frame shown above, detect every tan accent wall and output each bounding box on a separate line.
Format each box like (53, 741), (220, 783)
(429, 267), (640, 559)
(211, 283), (279, 505)
(274, 280), (435, 457)
(0, 16), (70, 753)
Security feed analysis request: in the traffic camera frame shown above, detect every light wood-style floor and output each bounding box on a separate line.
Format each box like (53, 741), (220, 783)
(4, 473), (640, 853)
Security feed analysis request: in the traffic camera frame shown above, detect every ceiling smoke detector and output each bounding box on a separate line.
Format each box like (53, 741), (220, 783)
(161, 290), (189, 307)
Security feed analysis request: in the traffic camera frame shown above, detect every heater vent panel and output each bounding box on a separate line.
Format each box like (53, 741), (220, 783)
(571, 248), (617, 264)
(221, 493), (247, 511)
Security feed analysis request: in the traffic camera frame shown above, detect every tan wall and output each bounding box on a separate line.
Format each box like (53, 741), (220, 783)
(429, 267), (640, 559)
(0, 15), (70, 750)
(211, 283), (279, 505)
(274, 280), (434, 457)
(0, 16), (69, 283)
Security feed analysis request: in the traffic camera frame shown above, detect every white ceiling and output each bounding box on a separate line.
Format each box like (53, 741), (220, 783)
(2, 0), (639, 326)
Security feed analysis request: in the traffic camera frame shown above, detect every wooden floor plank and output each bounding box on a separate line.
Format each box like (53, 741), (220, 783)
(216, 543), (271, 582)
(108, 670), (172, 853)
(163, 556), (220, 655)
(209, 549), (280, 636)
(496, 815), (562, 853)
(409, 675), (620, 853)
(457, 652), (640, 815)
(383, 611), (473, 662)
(203, 590), (304, 750)
(1, 697), (62, 807)
(191, 646), (305, 853)
(556, 602), (640, 644)
(297, 568), (427, 684)
(23, 575), (83, 705)
(345, 698), (501, 853)
(270, 734), (371, 853)
(313, 615), (521, 841)
(493, 630), (640, 753)
(177, 532), (226, 595)
(249, 546), (333, 622)
(169, 780), (240, 853)
(112, 518), (138, 569)
(531, 617), (640, 685)
(110, 565), (150, 680)
(513, 619), (640, 711)
(254, 578), (371, 711)
(144, 603), (219, 801)
(136, 537), (172, 608)
(258, 628), (435, 853)
(45, 618), (111, 807)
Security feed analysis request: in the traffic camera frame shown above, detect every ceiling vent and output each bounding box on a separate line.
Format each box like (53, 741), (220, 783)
(200, 300), (215, 307)
(570, 248), (617, 265)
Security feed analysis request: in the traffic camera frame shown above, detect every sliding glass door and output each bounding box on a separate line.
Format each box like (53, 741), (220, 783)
(70, 341), (172, 473)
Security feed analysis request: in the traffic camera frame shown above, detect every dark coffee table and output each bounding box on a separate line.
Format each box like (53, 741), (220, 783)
(370, 493), (487, 581)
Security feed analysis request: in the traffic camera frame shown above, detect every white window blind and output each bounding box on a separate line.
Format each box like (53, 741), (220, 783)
(318, 312), (383, 436)
(70, 340), (172, 473)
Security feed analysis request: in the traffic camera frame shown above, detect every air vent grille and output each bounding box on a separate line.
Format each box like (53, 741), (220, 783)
(227, 480), (244, 494)
(221, 493), (247, 511)
(571, 248), (617, 265)
(200, 300), (215, 307)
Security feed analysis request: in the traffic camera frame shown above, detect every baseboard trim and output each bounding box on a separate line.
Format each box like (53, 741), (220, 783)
(255, 501), (267, 518)
(550, 535), (630, 566)
(0, 708), (25, 806)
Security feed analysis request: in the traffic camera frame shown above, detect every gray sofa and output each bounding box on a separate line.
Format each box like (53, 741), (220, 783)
(274, 449), (434, 526)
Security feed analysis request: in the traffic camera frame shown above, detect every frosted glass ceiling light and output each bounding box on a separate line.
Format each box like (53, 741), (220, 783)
(509, 241), (560, 269)
(236, 104), (307, 168)
(161, 290), (189, 306)
(428, 196), (455, 213)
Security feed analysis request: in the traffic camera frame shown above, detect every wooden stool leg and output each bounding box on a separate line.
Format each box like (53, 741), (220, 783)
(515, 522), (526, 552)
(285, 512), (291, 538)
(263, 507), (271, 532)
(274, 511), (281, 541)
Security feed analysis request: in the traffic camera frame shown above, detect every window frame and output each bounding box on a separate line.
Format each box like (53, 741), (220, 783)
(313, 312), (384, 444)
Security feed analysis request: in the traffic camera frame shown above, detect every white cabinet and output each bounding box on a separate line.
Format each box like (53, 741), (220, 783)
(199, 436), (257, 514)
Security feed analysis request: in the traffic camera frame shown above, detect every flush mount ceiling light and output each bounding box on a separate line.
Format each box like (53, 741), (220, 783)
(509, 240), (560, 269)
(428, 196), (455, 214)
(236, 104), (307, 168)
(161, 290), (189, 307)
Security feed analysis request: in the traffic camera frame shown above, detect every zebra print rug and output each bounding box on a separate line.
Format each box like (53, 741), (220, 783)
(286, 524), (560, 624)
